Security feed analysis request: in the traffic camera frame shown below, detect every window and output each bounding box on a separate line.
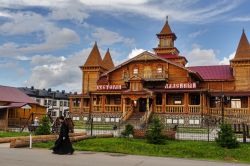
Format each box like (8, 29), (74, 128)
(60, 101), (63, 106)
(44, 100), (48, 106)
(144, 66), (152, 78)
(190, 94), (200, 105)
(53, 100), (57, 106)
(36, 98), (41, 104)
(157, 67), (162, 74)
(173, 96), (182, 105)
(64, 101), (68, 107)
(133, 67), (138, 75)
(48, 100), (52, 106)
(231, 99), (241, 108)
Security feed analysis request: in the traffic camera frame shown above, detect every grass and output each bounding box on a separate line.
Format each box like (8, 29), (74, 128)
(33, 138), (250, 163)
(0, 131), (30, 137)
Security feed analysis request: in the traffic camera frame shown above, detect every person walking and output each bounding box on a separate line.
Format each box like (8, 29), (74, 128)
(52, 116), (74, 155)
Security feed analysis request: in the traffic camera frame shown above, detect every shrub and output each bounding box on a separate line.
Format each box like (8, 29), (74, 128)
(121, 124), (134, 137)
(216, 123), (239, 149)
(35, 116), (51, 135)
(145, 117), (165, 144)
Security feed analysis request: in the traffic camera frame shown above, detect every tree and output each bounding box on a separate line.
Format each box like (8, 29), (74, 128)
(216, 123), (239, 149)
(121, 124), (134, 137)
(35, 116), (51, 135)
(145, 117), (165, 144)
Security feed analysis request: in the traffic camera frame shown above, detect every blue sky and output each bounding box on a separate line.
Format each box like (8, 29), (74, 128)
(0, 0), (250, 92)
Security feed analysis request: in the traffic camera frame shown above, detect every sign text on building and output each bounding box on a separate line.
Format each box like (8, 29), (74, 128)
(97, 85), (122, 90)
(165, 82), (197, 89)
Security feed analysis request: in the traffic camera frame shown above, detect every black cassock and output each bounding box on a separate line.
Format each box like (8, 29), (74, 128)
(52, 122), (74, 154)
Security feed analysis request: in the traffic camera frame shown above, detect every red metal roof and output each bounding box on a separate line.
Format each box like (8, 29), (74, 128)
(0, 85), (37, 104)
(187, 65), (234, 81)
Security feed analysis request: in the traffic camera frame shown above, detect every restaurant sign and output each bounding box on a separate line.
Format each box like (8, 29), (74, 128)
(165, 82), (197, 89)
(97, 85), (122, 90)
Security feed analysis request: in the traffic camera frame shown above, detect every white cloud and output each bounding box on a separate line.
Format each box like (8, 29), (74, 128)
(128, 48), (146, 59)
(185, 45), (219, 66)
(0, 11), (80, 57)
(219, 52), (235, 65)
(188, 29), (207, 38)
(0, 0), (242, 23)
(231, 16), (250, 22)
(25, 48), (92, 92)
(92, 28), (134, 46)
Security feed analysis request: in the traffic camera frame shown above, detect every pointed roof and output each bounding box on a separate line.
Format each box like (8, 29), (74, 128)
(102, 49), (115, 70)
(159, 20), (172, 34)
(84, 42), (103, 67)
(234, 30), (250, 59)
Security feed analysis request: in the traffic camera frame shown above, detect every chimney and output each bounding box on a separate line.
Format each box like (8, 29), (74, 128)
(31, 86), (34, 90)
(62, 90), (65, 94)
(48, 88), (51, 92)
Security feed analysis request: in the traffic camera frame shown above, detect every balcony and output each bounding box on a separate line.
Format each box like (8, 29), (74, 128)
(166, 105), (184, 113)
(155, 105), (201, 114)
(122, 71), (168, 82)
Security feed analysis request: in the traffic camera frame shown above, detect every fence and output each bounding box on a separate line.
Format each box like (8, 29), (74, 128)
(71, 114), (250, 143)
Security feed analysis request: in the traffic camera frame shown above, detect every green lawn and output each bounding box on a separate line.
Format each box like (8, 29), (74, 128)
(33, 138), (250, 163)
(0, 131), (30, 137)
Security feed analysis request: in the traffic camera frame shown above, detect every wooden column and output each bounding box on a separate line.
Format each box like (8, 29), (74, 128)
(80, 97), (83, 112)
(248, 97), (250, 114)
(147, 97), (149, 112)
(162, 93), (166, 113)
(184, 93), (189, 113)
(122, 97), (126, 116)
(152, 95), (156, 113)
(102, 95), (105, 113)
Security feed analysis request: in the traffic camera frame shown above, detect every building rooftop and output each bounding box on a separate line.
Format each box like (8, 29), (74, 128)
(0, 85), (37, 104)
(188, 65), (234, 81)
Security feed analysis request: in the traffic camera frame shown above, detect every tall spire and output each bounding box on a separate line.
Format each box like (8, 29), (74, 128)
(234, 30), (250, 59)
(83, 42), (103, 67)
(159, 16), (173, 35)
(102, 48), (115, 70)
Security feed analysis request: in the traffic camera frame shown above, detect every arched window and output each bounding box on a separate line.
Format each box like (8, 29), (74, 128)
(133, 67), (138, 75)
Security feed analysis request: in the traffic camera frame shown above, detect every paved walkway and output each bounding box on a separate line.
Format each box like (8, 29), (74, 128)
(0, 145), (249, 166)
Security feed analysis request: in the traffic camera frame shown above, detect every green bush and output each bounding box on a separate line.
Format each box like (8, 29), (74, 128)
(216, 123), (239, 149)
(121, 124), (134, 137)
(146, 117), (165, 144)
(35, 116), (51, 135)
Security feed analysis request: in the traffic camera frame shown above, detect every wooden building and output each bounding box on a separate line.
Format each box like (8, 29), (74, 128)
(69, 19), (250, 126)
(0, 85), (46, 130)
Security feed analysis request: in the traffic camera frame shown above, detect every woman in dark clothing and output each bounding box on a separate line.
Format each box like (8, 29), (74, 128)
(52, 116), (74, 155)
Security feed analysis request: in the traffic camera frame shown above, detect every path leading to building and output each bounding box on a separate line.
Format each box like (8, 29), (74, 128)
(0, 146), (249, 166)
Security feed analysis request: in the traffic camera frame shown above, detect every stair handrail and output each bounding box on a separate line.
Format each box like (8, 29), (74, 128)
(140, 106), (153, 126)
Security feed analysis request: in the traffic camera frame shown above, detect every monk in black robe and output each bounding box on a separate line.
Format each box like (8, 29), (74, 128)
(52, 116), (74, 155)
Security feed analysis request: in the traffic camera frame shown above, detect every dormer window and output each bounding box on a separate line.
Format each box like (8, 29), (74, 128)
(133, 67), (138, 75)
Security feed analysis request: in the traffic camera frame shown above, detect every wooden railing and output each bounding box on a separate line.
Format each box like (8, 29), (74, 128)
(209, 108), (249, 116)
(140, 106), (153, 125)
(125, 105), (130, 112)
(122, 71), (168, 81)
(93, 105), (102, 112)
(188, 105), (201, 114)
(155, 105), (162, 113)
(105, 105), (121, 112)
(83, 107), (90, 112)
(166, 105), (184, 113)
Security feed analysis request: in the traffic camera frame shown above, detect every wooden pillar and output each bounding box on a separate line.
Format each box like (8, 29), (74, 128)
(80, 97), (83, 112)
(248, 97), (250, 114)
(102, 95), (105, 113)
(152, 95), (156, 113)
(122, 97), (126, 116)
(162, 93), (166, 113)
(184, 93), (189, 113)
(69, 97), (72, 113)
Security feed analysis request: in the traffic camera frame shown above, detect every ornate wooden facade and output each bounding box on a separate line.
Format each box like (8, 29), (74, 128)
(69, 19), (250, 126)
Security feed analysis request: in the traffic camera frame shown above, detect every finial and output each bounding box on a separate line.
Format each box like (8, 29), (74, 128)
(243, 28), (245, 33)
(107, 48), (110, 52)
(166, 15), (168, 22)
